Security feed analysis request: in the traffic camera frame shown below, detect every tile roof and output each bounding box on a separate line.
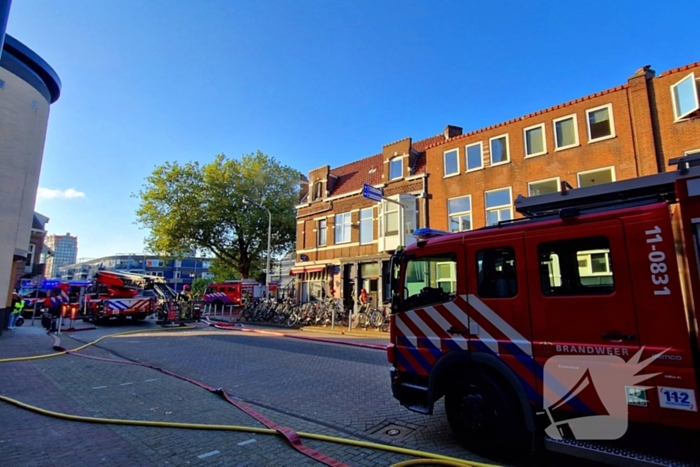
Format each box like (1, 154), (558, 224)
(329, 153), (384, 197)
(659, 60), (700, 77)
(328, 134), (445, 197)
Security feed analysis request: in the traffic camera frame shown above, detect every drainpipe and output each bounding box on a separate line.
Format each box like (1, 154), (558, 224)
(421, 174), (428, 228)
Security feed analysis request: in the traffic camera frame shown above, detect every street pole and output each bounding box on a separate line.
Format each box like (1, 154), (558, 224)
(265, 208), (271, 300)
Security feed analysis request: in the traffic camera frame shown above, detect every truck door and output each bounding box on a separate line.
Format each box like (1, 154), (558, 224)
(466, 232), (536, 403)
(525, 220), (642, 420)
(394, 243), (465, 377)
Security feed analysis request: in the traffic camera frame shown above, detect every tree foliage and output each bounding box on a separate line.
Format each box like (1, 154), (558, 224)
(135, 151), (299, 279)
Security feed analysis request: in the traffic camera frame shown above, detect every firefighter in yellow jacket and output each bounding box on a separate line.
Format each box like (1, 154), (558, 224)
(9, 292), (24, 329)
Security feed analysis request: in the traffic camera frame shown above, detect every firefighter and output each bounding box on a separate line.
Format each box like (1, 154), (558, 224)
(8, 292), (24, 329)
(179, 284), (192, 319)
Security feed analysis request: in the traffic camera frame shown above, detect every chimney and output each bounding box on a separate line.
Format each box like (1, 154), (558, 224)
(444, 125), (463, 139)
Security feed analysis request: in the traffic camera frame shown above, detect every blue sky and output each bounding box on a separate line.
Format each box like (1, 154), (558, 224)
(7, 0), (700, 259)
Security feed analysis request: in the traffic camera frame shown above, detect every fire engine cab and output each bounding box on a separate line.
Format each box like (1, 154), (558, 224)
(203, 279), (259, 307)
(388, 158), (700, 465)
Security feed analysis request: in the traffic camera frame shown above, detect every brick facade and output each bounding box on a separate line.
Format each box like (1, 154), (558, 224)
(293, 61), (700, 307)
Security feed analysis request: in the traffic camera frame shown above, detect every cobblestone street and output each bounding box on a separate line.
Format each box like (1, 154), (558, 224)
(0, 320), (574, 467)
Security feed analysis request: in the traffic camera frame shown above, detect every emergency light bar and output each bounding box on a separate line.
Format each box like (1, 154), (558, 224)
(413, 228), (450, 241)
(42, 280), (61, 289)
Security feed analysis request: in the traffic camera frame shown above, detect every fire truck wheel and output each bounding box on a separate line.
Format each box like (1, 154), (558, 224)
(445, 372), (528, 458)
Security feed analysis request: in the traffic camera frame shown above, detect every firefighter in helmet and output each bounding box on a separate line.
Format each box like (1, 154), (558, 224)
(179, 284), (193, 319)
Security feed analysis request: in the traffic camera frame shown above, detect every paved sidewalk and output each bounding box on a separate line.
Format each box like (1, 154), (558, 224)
(205, 316), (390, 349)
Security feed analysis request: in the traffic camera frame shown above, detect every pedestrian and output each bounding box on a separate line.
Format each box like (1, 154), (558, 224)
(8, 292), (24, 329)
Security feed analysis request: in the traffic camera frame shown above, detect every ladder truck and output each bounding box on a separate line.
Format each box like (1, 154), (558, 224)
(387, 156), (700, 466)
(82, 270), (177, 323)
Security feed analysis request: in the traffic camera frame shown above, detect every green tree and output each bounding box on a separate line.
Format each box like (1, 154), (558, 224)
(190, 277), (210, 300)
(135, 151), (300, 279)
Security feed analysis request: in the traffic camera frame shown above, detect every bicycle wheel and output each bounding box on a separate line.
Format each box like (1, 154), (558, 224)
(369, 309), (384, 328)
(287, 312), (299, 327)
(354, 312), (369, 329)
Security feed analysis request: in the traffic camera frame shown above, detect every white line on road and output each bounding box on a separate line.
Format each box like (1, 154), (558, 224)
(92, 386), (107, 390)
(237, 439), (256, 446)
(120, 382), (134, 386)
(197, 450), (220, 459)
(144, 379), (157, 382)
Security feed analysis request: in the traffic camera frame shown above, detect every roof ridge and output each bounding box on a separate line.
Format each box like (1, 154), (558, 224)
(422, 84), (629, 151)
(659, 60), (700, 77)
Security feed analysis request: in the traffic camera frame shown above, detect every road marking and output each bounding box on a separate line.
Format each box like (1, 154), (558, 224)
(120, 382), (134, 386)
(144, 379), (157, 382)
(197, 450), (220, 459)
(92, 386), (107, 390)
(237, 439), (256, 446)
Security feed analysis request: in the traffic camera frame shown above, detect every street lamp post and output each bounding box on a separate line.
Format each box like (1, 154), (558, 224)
(242, 196), (272, 300)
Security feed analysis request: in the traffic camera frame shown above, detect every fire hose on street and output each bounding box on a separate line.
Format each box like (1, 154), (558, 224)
(0, 326), (502, 467)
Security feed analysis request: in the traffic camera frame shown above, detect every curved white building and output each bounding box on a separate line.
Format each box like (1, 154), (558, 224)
(0, 34), (61, 308)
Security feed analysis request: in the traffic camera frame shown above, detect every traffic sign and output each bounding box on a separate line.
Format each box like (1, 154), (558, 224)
(362, 183), (383, 202)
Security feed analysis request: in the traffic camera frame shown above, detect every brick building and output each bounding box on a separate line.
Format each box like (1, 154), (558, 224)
(424, 63), (700, 233)
(293, 132), (449, 309)
(293, 62), (700, 307)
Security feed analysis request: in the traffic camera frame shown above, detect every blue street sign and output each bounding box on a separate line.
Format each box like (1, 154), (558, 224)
(362, 183), (383, 202)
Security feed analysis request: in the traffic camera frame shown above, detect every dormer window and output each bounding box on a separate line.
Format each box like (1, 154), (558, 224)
(389, 158), (403, 180)
(312, 182), (323, 201)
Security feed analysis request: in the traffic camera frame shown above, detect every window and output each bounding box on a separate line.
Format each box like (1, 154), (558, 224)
(476, 247), (517, 298)
(553, 114), (579, 150)
(577, 167), (614, 188)
(383, 202), (399, 236)
(318, 219), (327, 246)
(0, 79), (5, 89)
(586, 104), (615, 142)
(444, 149), (459, 176)
(489, 134), (510, 165)
(360, 208), (373, 244)
(671, 72), (700, 120)
(402, 254), (457, 309)
(528, 178), (560, 196)
(312, 182), (323, 201)
(524, 124), (546, 157)
(447, 195), (472, 232)
(334, 212), (351, 244)
(389, 158), (403, 180)
(466, 142), (483, 171)
(485, 187), (512, 226)
(538, 236), (614, 296)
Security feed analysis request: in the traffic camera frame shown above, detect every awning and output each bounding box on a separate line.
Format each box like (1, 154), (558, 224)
(289, 265), (327, 276)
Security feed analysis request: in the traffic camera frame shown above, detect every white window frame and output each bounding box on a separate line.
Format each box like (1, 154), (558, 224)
(528, 177), (560, 196)
(447, 195), (472, 232)
(671, 72), (699, 121)
(443, 148), (460, 177)
(389, 158), (403, 180)
(484, 187), (513, 226)
(523, 123), (547, 158)
(317, 218), (327, 246)
(383, 201), (399, 237)
(576, 166), (616, 188)
(553, 114), (579, 151)
(586, 104), (616, 143)
(334, 212), (352, 244)
(359, 208), (373, 245)
(489, 134), (510, 166)
(465, 141), (483, 172)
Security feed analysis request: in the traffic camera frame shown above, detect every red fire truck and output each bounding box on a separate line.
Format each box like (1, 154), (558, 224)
(388, 158), (700, 464)
(203, 279), (260, 307)
(82, 271), (175, 322)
